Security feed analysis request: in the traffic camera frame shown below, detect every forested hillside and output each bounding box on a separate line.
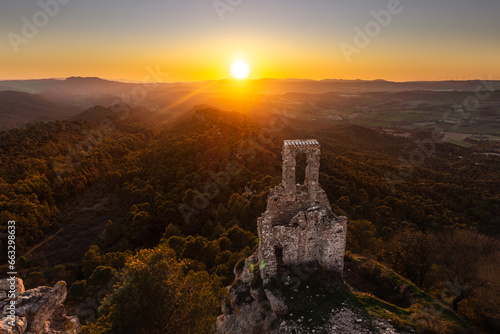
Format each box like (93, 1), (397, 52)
(0, 107), (498, 333)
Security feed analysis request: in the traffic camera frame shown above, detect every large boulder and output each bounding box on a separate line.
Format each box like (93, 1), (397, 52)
(26, 281), (67, 333)
(0, 278), (79, 334)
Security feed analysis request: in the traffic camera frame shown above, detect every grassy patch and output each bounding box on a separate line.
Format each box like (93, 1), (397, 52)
(355, 292), (412, 331)
(346, 254), (472, 333)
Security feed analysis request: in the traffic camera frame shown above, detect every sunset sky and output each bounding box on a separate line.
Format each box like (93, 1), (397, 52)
(1, 0), (499, 82)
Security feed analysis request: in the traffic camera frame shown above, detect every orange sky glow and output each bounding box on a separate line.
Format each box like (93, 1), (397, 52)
(1, 0), (499, 82)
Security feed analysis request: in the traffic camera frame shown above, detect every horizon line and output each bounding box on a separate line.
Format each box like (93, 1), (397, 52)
(0, 76), (497, 84)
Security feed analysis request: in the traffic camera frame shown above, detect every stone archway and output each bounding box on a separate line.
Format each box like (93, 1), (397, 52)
(282, 140), (321, 196)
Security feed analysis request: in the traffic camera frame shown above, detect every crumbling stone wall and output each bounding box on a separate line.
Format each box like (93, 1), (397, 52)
(258, 140), (347, 283)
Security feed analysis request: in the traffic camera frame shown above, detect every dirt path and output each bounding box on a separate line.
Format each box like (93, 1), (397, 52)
(23, 228), (63, 257)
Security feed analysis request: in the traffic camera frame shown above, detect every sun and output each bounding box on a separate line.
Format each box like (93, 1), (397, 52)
(230, 60), (250, 79)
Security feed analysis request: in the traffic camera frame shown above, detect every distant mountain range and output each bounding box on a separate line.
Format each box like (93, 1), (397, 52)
(1, 77), (499, 131)
(2, 76), (499, 95)
(0, 90), (78, 130)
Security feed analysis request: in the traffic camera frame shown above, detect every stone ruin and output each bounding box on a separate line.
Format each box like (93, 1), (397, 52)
(257, 139), (347, 283)
(216, 140), (349, 333)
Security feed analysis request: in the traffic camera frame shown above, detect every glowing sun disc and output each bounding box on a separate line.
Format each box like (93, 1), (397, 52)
(231, 60), (250, 79)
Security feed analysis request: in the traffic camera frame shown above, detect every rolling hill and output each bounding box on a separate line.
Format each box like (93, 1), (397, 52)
(0, 90), (80, 130)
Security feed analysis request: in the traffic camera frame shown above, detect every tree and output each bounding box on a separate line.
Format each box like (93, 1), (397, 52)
(346, 219), (378, 256)
(80, 244), (224, 334)
(383, 228), (438, 287)
(82, 245), (104, 278)
(437, 228), (499, 313)
(224, 225), (256, 252)
(87, 266), (116, 294)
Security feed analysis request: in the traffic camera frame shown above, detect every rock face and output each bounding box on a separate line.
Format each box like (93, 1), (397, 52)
(216, 254), (281, 333)
(0, 278), (79, 334)
(258, 140), (347, 284)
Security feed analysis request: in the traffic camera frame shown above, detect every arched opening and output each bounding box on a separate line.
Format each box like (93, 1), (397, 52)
(295, 153), (307, 185)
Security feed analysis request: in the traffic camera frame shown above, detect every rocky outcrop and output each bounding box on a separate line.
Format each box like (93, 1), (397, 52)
(0, 278), (79, 334)
(216, 254), (280, 333)
(216, 253), (409, 334)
